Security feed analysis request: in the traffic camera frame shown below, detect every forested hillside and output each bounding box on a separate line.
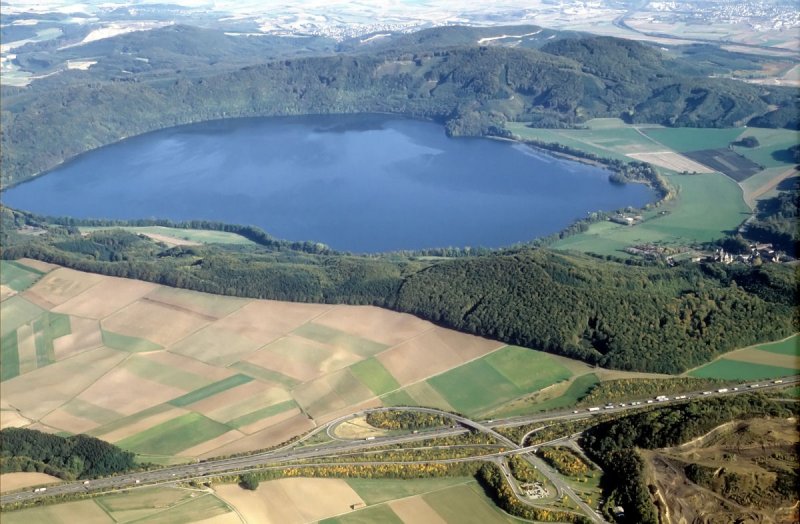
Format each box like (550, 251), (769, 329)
(2, 29), (796, 187)
(2, 209), (796, 374)
(0, 428), (136, 480)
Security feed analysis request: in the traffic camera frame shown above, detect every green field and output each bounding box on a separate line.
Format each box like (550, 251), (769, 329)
(101, 329), (163, 353)
(689, 359), (798, 380)
(554, 172), (749, 255)
(494, 373), (601, 417)
(115, 412), (231, 455)
(506, 123), (637, 161)
(87, 404), (174, 438)
(731, 128), (800, 168)
(751, 335), (799, 356)
(642, 127), (745, 152)
(227, 400), (297, 429)
(428, 346), (572, 414)
(33, 312), (70, 367)
(423, 483), (522, 524)
(293, 323), (388, 357)
(346, 477), (474, 505)
(79, 225), (255, 245)
(321, 504), (403, 524)
(1, 330), (20, 381)
(379, 388), (416, 407)
(62, 398), (121, 426)
(0, 260), (45, 291)
(1, 296), (45, 337)
(350, 358), (401, 396)
(168, 374), (252, 407)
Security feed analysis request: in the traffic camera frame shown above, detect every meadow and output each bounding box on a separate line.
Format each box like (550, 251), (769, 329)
(79, 226), (255, 246)
(688, 335), (799, 380)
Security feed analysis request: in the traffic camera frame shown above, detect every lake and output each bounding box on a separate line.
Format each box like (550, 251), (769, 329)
(1, 114), (654, 252)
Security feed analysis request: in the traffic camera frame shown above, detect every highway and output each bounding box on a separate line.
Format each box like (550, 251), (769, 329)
(2, 376), (796, 521)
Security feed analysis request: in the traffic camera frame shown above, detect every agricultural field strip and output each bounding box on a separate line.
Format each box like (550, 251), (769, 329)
(4, 381), (796, 510)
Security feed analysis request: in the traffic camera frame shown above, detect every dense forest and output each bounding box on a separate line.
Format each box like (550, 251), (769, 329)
(2, 208), (796, 374)
(0, 428), (136, 480)
(580, 394), (796, 523)
(2, 28), (797, 187)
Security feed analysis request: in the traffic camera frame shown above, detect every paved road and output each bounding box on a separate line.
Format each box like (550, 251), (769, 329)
(3, 376), (796, 520)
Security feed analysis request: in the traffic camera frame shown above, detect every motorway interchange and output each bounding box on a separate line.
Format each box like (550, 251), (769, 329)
(2, 376), (796, 523)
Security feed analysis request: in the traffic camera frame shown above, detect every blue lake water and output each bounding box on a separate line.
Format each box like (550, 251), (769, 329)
(2, 114), (654, 252)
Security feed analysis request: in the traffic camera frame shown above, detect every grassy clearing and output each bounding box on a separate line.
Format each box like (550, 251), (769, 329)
(80, 225), (255, 245)
(350, 358), (401, 396)
(642, 127), (745, 152)
(346, 477), (474, 505)
(1, 330), (20, 381)
(1, 296), (45, 337)
(229, 361), (300, 388)
(115, 412), (231, 455)
(0, 260), (44, 292)
(689, 359), (798, 380)
(554, 172), (749, 255)
(499, 373), (601, 416)
(227, 400), (297, 429)
(101, 329), (162, 352)
(424, 483), (521, 524)
(293, 323), (388, 357)
(752, 335), (799, 356)
(428, 347), (572, 415)
(731, 128), (800, 168)
(168, 374), (253, 407)
(321, 504), (402, 524)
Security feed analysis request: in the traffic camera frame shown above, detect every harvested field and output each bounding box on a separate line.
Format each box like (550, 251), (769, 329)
(93, 486), (195, 521)
(427, 328), (504, 362)
(377, 330), (464, 385)
(121, 354), (211, 391)
(263, 335), (363, 379)
(145, 286), (248, 319)
(169, 374), (253, 407)
(199, 413), (314, 459)
(1, 347), (127, 420)
(345, 477), (473, 505)
(102, 299), (210, 346)
(53, 317), (102, 360)
(684, 148), (762, 181)
(16, 258), (59, 273)
(0, 500), (112, 524)
(101, 329), (162, 353)
(52, 277), (156, 319)
(92, 405), (188, 443)
(40, 408), (102, 434)
(229, 361), (299, 388)
(215, 300), (331, 345)
(292, 323), (388, 358)
(324, 505), (402, 524)
(293, 368), (374, 419)
(140, 351), (233, 381)
(626, 151), (714, 173)
(216, 478), (365, 524)
(16, 323), (37, 375)
(178, 429), (246, 457)
(22, 268), (104, 308)
(313, 306), (431, 346)
(740, 167), (797, 208)
(190, 380), (292, 422)
(0, 409), (31, 429)
(0, 472), (62, 493)
(234, 405), (301, 435)
(130, 493), (231, 523)
(390, 496), (447, 524)
(76, 366), (188, 416)
(0, 284), (16, 301)
(168, 325), (262, 366)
